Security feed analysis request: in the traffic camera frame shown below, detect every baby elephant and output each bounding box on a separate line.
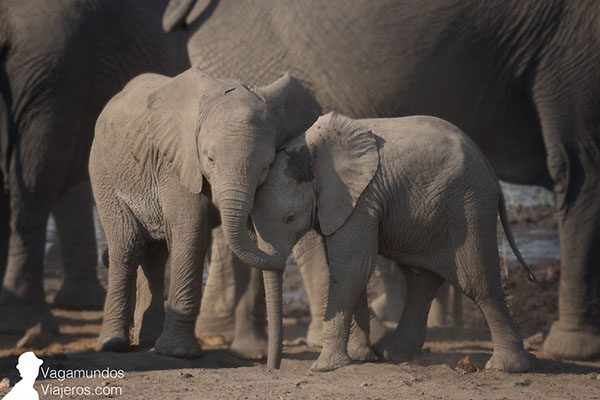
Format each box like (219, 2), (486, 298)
(249, 112), (536, 373)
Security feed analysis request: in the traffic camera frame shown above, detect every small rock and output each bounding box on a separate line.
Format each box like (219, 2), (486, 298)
(17, 323), (54, 349)
(524, 332), (545, 347)
(409, 376), (422, 383)
(360, 382), (372, 387)
(295, 380), (308, 387)
(456, 357), (479, 374)
(0, 377), (11, 389)
(179, 372), (193, 378)
(101, 381), (110, 387)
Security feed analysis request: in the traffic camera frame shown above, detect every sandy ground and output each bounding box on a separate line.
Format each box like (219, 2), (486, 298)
(1, 186), (600, 399)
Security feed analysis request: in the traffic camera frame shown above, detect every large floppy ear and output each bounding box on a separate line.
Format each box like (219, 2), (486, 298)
(163, 0), (213, 32)
(307, 113), (379, 236)
(255, 74), (322, 147)
(147, 68), (210, 194)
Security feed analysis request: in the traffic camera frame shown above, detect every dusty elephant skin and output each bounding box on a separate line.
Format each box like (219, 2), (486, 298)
(165, 0), (600, 362)
(249, 113), (537, 373)
(89, 67), (319, 363)
(0, 0), (189, 333)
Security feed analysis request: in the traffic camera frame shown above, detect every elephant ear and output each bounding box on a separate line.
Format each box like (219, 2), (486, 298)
(163, 0), (213, 32)
(307, 113), (379, 236)
(147, 68), (211, 194)
(255, 74), (322, 147)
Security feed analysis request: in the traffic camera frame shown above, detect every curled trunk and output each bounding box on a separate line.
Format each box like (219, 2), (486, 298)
(219, 197), (285, 271)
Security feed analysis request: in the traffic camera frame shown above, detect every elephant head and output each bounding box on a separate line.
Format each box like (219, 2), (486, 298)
(248, 112), (380, 367)
(146, 66), (320, 272)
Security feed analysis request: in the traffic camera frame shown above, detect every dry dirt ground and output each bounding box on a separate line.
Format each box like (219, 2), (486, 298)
(1, 203), (600, 399)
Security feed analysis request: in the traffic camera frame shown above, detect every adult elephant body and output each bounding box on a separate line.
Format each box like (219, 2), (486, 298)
(0, 0), (189, 332)
(168, 0), (600, 361)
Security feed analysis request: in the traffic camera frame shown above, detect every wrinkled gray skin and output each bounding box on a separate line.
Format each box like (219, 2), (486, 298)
(90, 67), (314, 360)
(166, 0), (600, 361)
(251, 113), (537, 372)
(0, 0), (189, 333)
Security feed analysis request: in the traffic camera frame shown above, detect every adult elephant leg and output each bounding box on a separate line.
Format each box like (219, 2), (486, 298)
(53, 180), (106, 310)
(229, 257), (268, 360)
(196, 226), (236, 340)
(538, 124), (600, 359)
(293, 229), (329, 346)
(428, 281), (449, 328)
(374, 267), (443, 362)
(133, 242), (168, 349)
(372, 257), (405, 324)
(0, 172), (8, 285)
(0, 155), (58, 334)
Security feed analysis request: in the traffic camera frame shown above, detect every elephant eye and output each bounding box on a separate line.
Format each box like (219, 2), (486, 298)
(285, 214), (296, 224)
(207, 155), (215, 165)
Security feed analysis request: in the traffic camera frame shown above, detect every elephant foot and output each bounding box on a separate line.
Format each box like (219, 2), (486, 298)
(97, 334), (130, 353)
(155, 329), (203, 358)
(0, 304), (58, 335)
(306, 320), (323, 347)
(311, 349), (352, 372)
(195, 314), (235, 342)
(230, 331), (268, 360)
(373, 333), (420, 363)
(543, 321), (600, 360)
(54, 278), (106, 310)
(485, 348), (535, 373)
(347, 342), (377, 362)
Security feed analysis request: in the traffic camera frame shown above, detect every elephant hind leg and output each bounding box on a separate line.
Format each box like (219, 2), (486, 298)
(454, 243), (534, 373)
(373, 267), (443, 363)
(95, 184), (144, 353)
(133, 241), (168, 349)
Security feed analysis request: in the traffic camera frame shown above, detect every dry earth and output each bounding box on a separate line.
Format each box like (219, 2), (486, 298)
(1, 189), (600, 399)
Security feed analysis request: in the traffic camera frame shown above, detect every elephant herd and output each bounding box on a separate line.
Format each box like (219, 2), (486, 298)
(1, 0), (599, 375)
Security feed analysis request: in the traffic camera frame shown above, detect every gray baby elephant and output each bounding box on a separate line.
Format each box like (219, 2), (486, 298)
(248, 112), (536, 373)
(89, 66), (310, 359)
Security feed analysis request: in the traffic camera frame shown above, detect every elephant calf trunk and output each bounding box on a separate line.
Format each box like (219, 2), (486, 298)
(263, 269), (283, 369)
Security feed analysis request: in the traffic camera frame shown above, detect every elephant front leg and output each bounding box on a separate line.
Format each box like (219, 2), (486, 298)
(294, 229), (329, 347)
(312, 211), (379, 372)
(0, 193), (57, 335)
(229, 261), (268, 360)
(0, 174), (9, 285)
(347, 291), (378, 363)
(155, 193), (212, 359)
(52, 181), (107, 311)
(195, 226), (236, 340)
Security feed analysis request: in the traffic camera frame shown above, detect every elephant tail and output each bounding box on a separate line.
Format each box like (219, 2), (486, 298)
(497, 184), (536, 282)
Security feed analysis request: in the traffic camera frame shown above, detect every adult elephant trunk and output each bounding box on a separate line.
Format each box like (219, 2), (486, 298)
(218, 195), (286, 271)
